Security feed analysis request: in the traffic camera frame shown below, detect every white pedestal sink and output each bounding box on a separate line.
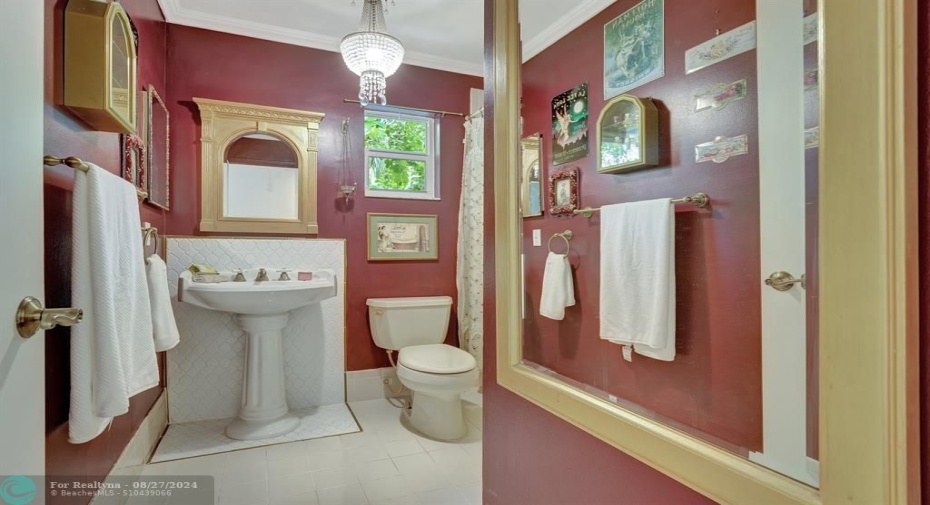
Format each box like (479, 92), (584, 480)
(178, 268), (336, 440)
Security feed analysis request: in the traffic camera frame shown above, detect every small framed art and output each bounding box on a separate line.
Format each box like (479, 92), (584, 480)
(548, 167), (579, 217)
(121, 133), (146, 190)
(367, 213), (439, 261)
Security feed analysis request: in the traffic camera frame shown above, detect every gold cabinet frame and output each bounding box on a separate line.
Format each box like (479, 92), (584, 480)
(64, 0), (137, 134)
(491, 1), (919, 504)
(596, 94), (659, 173)
(195, 98), (324, 235)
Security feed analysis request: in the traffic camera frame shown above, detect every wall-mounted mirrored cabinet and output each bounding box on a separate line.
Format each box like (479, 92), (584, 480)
(521, 133), (543, 218)
(64, 0), (137, 134)
(596, 94), (658, 173)
(146, 85), (170, 210)
(194, 98), (324, 234)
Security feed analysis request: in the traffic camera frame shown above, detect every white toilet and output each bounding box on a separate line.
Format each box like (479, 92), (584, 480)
(367, 296), (478, 440)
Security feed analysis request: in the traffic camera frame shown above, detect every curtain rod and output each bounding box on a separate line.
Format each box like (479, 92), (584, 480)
(342, 99), (466, 118)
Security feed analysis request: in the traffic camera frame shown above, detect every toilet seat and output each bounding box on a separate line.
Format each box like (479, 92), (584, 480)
(398, 344), (476, 374)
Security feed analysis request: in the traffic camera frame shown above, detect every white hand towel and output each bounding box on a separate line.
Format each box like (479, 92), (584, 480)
(70, 163), (159, 443)
(539, 252), (576, 320)
(146, 254), (181, 352)
(599, 199), (676, 361)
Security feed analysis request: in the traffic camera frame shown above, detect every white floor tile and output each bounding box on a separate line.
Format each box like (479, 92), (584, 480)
(267, 442), (309, 462)
(426, 447), (470, 469)
(398, 469), (450, 495)
(354, 459), (399, 483)
(415, 487), (470, 505)
(303, 436), (344, 454)
(219, 479), (267, 505)
(268, 472), (316, 500)
(456, 481), (482, 505)
(307, 450), (350, 471)
(270, 492), (319, 505)
(382, 439), (423, 458)
(338, 431), (381, 450)
(312, 465), (360, 490)
(343, 444), (390, 465)
(316, 483), (370, 505)
(390, 453), (434, 475)
(267, 454), (312, 477)
(360, 475), (409, 503)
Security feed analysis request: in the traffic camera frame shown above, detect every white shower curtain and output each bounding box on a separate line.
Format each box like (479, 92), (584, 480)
(457, 112), (484, 376)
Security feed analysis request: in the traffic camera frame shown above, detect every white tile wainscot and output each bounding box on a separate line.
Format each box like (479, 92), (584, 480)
(155, 238), (357, 461)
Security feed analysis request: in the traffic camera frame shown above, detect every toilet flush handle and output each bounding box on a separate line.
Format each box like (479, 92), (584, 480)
(373, 308), (384, 316)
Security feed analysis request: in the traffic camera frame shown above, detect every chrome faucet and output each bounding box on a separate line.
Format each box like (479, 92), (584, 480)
(277, 269), (291, 281)
(233, 269), (246, 282)
(255, 268), (269, 282)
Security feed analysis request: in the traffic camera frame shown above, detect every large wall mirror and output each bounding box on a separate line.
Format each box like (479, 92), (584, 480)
(194, 98), (324, 234)
(492, 0), (917, 504)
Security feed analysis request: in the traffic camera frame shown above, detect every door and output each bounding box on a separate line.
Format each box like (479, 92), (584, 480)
(752, 0), (816, 486)
(0, 0), (46, 489)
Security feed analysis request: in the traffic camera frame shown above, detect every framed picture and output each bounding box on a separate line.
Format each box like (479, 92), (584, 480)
(367, 213), (439, 261)
(548, 167), (579, 216)
(551, 83), (589, 165)
(603, 0), (665, 99)
(120, 133), (146, 190)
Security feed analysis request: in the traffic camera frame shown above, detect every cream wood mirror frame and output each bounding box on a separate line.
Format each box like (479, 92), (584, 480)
(490, 1), (920, 504)
(195, 98), (324, 234)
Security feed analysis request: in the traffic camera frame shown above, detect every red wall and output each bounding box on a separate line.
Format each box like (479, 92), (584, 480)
(164, 26), (483, 371)
(520, 0), (761, 451)
(43, 0), (167, 501)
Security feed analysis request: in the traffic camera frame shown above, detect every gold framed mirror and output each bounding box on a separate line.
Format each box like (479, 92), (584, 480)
(491, 0), (919, 504)
(194, 98), (324, 234)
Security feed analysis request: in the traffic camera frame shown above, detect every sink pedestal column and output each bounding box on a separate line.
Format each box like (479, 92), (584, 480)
(226, 313), (300, 440)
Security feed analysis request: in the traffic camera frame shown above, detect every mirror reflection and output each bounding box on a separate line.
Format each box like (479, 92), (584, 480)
(518, 0), (819, 487)
(521, 134), (543, 217)
(147, 86), (170, 209)
(223, 133), (300, 220)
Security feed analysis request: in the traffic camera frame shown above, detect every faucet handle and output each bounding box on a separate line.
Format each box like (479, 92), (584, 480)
(278, 269), (291, 281)
(255, 268), (269, 282)
(233, 269), (246, 282)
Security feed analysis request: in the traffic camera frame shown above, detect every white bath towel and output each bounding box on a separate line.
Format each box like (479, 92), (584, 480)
(539, 252), (575, 320)
(599, 199), (676, 361)
(146, 254), (181, 352)
(70, 163), (159, 443)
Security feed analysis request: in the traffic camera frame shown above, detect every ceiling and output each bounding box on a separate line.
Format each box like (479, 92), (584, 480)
(157, 0), (615, 76)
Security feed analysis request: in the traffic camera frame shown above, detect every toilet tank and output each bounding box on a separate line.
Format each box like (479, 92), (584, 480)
(367, 296), (452, 350)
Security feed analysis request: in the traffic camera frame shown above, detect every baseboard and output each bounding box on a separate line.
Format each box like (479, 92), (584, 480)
(91, 392), (168, 505)
(346, 367), (404, 402)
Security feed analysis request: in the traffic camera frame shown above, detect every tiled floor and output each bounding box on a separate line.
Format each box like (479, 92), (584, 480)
(152, 404), (361, 463)
(134, 395), (482, 505)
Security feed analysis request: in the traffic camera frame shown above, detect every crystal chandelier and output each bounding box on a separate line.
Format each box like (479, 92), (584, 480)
(340, 0), (405, 106)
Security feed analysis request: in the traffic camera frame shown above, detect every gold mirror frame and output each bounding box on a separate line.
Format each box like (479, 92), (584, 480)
(194, 98), (324, 234)
(491, 1), (919, 504)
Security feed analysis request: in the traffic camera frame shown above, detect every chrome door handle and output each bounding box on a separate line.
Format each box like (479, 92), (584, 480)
(764, 271), (806, 291)
(16, 296), (83, 338)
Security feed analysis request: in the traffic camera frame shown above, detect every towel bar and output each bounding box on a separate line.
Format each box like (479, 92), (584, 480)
(548, 230), (573, 255)
(44, 154), (149, 199)
(574, 192), (710, 218)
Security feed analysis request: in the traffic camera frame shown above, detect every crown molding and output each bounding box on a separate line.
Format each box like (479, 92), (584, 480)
(521, 0), (614, 62)
(157, 0), (483, 76)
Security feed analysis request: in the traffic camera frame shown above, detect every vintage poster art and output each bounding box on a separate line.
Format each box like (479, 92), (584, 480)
(551, 83), (589, 166)
(603, 0), (665, 99)
(367, 213), (438, 261)
(685, 21), (756, 74)
(803, 12), (818, 45)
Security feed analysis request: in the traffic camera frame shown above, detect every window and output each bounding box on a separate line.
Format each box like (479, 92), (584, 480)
(364, 107), (440, 200)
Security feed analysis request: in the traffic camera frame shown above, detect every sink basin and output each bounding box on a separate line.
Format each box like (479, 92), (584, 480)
(177, 268), (337, 441)
(179, 270), (336, 315)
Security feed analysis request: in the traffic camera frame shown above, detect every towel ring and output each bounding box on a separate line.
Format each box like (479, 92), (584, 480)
(548, 230), (573, 255)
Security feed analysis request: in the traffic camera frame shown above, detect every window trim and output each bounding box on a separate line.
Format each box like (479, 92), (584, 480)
(363, 106), (441, 200)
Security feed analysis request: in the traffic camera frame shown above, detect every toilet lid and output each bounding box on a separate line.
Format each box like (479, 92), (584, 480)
(398, 344), (476, 374)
